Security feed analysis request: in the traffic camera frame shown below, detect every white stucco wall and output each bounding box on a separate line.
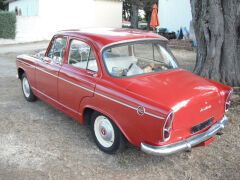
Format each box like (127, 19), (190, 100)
(8, 0), (123, 43)
(38, 0), (96, 29)
(94, 0), (123, 28)
(158, 0), (192, 32)
(15, 16), (49, 42)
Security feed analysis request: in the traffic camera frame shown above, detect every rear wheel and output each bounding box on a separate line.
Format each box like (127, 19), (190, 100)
(21, 73), (37, 102)
(91, 112), (125, 154)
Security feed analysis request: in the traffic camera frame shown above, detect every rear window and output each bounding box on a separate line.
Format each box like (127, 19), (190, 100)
(102, 41), (178, 77)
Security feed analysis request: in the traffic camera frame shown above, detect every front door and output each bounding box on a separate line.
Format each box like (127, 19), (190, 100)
(35, 36), (67, 100)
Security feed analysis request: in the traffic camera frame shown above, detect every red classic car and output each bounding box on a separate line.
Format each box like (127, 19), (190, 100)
(16, 29), (232, 155)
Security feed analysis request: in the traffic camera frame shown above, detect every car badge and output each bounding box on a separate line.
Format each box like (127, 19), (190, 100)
(137, 106), (145, 116)
(200, 105), (212, 112)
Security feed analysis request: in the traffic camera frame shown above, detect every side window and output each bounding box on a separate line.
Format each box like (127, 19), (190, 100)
(47, 37), (67, 63)
(68, 40), (98, 72)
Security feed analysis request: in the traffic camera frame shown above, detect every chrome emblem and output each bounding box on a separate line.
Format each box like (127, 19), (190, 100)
(200, 105), (212, 112)
(137, 106), (145, 116)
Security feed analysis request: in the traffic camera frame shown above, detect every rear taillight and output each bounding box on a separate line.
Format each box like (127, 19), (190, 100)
(163, 112), (174, 142)
(225, 90), (233, 112)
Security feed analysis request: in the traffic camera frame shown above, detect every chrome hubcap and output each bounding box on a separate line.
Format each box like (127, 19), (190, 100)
(22, 77), (30, 98)
(94, 116), (115, 148)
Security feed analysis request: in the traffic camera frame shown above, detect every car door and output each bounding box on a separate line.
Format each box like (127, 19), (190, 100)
(58, 38), (99, 114)
(35, 36), (67, 100)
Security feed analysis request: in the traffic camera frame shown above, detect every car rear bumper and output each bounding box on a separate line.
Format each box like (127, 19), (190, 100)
(141, 115), (228, 156)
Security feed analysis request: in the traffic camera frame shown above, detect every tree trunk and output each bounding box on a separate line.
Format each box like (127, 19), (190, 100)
(131, 4), (139, 29)
(190, 0), (240, 87)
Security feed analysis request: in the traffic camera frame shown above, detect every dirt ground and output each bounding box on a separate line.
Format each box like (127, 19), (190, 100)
(0, 42), (239, 180)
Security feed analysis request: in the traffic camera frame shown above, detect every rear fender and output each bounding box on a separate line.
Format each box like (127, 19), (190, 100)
(79, 97), (134, 145)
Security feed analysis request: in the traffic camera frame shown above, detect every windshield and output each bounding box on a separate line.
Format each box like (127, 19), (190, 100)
(102, 41), (178, 77)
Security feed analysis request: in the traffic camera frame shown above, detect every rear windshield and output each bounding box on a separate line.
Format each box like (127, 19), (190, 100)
(102, 41), (178, 77)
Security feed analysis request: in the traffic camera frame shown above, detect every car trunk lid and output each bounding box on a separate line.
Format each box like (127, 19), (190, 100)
(117, 69), (224, 130)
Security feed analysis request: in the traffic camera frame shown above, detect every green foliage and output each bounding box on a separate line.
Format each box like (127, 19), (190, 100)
(0, 11), (16, 39)
(0, 0), (6, 10)
(123, 0), (158, 29)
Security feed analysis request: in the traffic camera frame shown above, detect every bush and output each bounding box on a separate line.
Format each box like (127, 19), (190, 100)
(0, 11), (16, 39)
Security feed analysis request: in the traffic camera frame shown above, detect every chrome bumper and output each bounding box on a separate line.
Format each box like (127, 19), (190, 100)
(141, 116), (229, 156)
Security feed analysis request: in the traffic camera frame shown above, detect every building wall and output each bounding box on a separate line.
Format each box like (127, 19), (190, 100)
(94, 0), (123, 28)
(158, 0), (192, 32)
(38, 0), (96, 29)
(10, 0), (123, 42)
(9, 0), (39, 16)
(15, 16), (44, 42)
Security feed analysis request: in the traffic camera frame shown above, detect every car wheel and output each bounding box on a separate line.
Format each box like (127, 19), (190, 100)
(21, 73), (37, 102)
(91, 112), (125, 154)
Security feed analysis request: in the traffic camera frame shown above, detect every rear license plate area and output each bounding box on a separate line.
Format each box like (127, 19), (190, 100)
(191, 118), (214, 134)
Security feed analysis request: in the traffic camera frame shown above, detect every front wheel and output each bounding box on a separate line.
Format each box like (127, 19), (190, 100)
(21, 73), (37, 102)
(91, 112), (125, 154)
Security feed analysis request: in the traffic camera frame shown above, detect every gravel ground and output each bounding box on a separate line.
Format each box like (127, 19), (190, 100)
(0, 43), (239, 180)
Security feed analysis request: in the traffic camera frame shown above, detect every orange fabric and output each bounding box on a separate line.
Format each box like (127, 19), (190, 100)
(150, 4), (160, 29)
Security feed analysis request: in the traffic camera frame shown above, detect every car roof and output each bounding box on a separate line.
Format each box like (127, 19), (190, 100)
(56, 28), (168, 50)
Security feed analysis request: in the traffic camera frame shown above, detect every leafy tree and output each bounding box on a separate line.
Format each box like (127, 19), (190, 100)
(191, 0), (240, 86)
(123, 0), (158, 29)
(123, 1), (131, 21)
(0, 0), (6, 10)
(123, 0), (142, 29)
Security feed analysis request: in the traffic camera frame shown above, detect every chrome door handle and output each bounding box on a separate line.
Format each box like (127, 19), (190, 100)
(86, 70), (97, 77)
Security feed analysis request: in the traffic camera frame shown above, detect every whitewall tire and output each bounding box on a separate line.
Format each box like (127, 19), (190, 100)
(91, 112), (126, 154)
(21, 73), (37, 102)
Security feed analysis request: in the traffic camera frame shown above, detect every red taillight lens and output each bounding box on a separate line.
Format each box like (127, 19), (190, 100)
(225, 90), (232, 112)
(163, 112), (174, 142)
(164, 130), (170, 139)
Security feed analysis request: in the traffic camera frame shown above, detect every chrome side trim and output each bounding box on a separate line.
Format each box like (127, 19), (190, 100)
(94, 92), (137, 111)
(38, 67), (58, 78)
(145, 112), (164, 119)
(141, 116), (229, 156)
(17, 59), (165, 120)
(37, 67), (94, 93)
(18, 60), (35, 68)
(18, 60), (94, 93)
(58, 76), (94, 93)
(94, 92), (164, 119)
